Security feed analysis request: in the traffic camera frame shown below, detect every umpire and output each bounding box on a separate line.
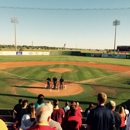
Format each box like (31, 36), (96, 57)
(60, 76), (64, 89)
(46, 76), (51, 89)
(53, 76), (57, 89)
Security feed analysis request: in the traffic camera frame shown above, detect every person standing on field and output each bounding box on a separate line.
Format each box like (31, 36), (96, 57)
(59, 77), (64, 89)
(46, 76), (51, 89)
(53, 76), (57, 89)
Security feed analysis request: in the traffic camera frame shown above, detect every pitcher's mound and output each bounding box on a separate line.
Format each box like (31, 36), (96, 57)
(49, 68), (73, 73)
(28, 82), (83, 97)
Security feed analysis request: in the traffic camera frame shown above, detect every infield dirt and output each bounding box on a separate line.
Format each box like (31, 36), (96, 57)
(0, 61), (130, 97)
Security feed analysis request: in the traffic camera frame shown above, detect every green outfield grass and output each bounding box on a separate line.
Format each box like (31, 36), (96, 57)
(0, 55), (130, 110)
(0, 55), (130, 66)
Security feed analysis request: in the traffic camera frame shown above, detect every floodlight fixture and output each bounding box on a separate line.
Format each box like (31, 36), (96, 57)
(113, 19), (120, 53)
(11, 17), (19, 51)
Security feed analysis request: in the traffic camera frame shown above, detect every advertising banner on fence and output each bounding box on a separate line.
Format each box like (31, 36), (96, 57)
(0, 51), (50, 55)
(22, 52), (34, 55)
(102, 54), (126, 58)
(114, 54), (126, 58)
(102, 54), (115, 58)
(2, 51), (16, 55)
(22, 52), (42, 55)
(33, 52), (43, 55)
(16, 52), (22, 55)
(43, 52), (50, 55)
(0, 51), (3, 55)
(91, 53), (102, 57)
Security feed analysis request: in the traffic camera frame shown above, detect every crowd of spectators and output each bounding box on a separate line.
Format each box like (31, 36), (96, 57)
(0, 92), (130, 130)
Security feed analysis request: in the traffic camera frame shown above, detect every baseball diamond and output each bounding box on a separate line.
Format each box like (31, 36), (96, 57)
(0, 56), (130, 110)
(0, 61), (130, 97)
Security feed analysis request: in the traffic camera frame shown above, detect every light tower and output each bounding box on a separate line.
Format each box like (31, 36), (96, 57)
(11, 17), (19, 51)
(113, 20), (120, 53)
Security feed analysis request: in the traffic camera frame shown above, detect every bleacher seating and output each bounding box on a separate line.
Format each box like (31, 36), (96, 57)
(0, 109), (87, 129)
(0, 109), (13, 122)
(0, 109), (14, 129)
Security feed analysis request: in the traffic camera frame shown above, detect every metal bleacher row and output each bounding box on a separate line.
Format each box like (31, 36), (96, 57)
(0, 109), (14, 129)
(0, 108), (87, 129)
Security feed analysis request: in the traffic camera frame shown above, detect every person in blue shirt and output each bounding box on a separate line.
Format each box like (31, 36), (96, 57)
(35, 94), (45, 110)
(86, 92), (115, 130)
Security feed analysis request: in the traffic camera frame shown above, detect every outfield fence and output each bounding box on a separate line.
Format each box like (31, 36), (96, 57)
(0, 51), (129, 59)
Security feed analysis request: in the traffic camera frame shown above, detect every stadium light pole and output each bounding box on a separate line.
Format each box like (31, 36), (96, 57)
(32, 41), (33, 51)
(113, 19), (120, 54)
(11, 17), (19, 52)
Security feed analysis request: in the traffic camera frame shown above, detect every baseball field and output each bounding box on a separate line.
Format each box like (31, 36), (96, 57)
(0, 55), (130, 110)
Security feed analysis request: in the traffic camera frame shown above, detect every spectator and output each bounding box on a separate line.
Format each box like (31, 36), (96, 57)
(13, 99), (23, 120)
(18, 100), (28, 128)
(123, 105), (129, 127)
(21, 103), (36, 130)
(84, 103), (94, 118)
(76, 102), (83, 112)
(63, 101), (70, 113)
(49, 119), (62, 130)
(118, 106), (126, 130)
(13, 99), (23, 129)
(126, 114), (130, 130)
(47, 102), (63, 130)
(62, 102), (82, 130)
(35, 94), (45, 110)
(66, 101), (82, 118)
(86, 92), (115, 130)
(51, 99), (65, 125)
(0, 119), (8, 130)
(27, 102), (62, 130)
(27, 103), (56, 130)
(107, 100), (121, 130)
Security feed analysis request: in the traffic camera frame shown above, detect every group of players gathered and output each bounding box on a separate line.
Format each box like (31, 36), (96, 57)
(46, 76), (64, 90)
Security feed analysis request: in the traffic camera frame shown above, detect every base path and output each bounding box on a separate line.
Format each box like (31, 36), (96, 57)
(0, 61), (130, 72)
(0, 61), (130, 97)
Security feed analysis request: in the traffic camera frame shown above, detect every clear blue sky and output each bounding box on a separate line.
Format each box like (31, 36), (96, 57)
(0, 0), (130, 49)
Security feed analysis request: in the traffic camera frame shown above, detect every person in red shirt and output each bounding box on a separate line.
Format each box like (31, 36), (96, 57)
(62, 101), (82, 130)
(76, 102), (83, 112)
(51, 99), (65, 125)
(118, 106), (126, 130)
(27, 103), (56, 130)
(65, 101), (82, 118)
